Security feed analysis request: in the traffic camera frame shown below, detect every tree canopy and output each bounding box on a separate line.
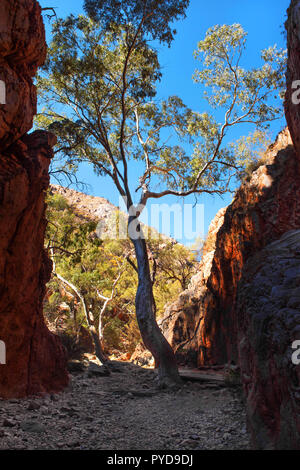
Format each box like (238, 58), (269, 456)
(45, 192), (197, 357)
(83, 0), (190, 46)
(37, 19), (286, 208)
(37, 8), (286, 384)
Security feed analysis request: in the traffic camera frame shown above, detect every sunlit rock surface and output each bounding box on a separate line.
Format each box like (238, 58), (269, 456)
(0, 0), (68, 398)
(285, 0), (300, 156)
(160, 127), (300, 448)
(161, 129), (299, 367)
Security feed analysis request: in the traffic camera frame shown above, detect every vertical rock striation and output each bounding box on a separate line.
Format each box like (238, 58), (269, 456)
(0, 0), (68, 397)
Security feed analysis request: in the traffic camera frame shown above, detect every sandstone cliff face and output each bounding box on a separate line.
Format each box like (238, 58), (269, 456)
(162, 129), (300, 367)
(0, 0), (46, 150)
(285, 0), (300, 156)
(50, 184), (119, 223)
(237, 230), (300, 449)
(235, 0), (300, 449)
(0, 0), (68, 397)
(160, 207), (226, 366)
(161, 127), (300, 448)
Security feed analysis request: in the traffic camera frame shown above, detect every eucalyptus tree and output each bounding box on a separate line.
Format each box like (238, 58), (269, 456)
(37, 0), (286, 385)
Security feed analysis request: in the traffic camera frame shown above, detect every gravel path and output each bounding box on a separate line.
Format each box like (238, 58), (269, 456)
(0, 362), (250, 450)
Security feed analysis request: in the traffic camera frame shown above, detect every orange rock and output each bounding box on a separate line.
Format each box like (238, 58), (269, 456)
(161, 128), (298, 367)
(0, 1), (68, 398)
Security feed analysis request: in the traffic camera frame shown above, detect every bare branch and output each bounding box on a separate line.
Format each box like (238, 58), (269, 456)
(41, 7), (57, 21)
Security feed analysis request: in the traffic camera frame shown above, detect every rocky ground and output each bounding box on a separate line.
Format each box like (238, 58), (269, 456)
(0, 361), (250, 450)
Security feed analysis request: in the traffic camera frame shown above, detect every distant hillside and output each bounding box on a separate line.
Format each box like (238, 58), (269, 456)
(49, 184), (177, 244)
(49, 184), (119, 223)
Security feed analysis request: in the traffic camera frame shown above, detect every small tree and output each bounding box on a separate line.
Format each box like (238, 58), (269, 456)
(151, 241), (198, 291)
(45, 192), (192, 360)
(37, 3), (286, 385)
(46, 193), (127, 363)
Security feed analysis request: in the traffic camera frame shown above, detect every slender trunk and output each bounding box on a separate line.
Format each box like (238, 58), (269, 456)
(129, 216), (181, 387)
(54, 272), (108, 365)
(86, 305), (109, 365)
(98, 298), (110, 343)
(98, 309), (104, 342)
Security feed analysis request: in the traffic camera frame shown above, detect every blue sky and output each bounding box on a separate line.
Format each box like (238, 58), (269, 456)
(38, 0), (290, 246)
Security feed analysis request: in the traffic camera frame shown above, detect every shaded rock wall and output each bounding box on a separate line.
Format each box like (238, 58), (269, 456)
(236, 0), (300, 449)
(161, 130), (300, 449)
(160, 208), (226, 366)
(237, 230), (300, 449)
(235, 0), (300, 449)
(161, 0), (300, 448)
(162, 129), (300, 367)
(0, 0), (68, 397)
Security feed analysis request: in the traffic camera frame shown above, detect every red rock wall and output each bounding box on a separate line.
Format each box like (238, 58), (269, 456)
(161, 130), (300, 449)
(162, 129), (300, 367)
(237, 230), (300, 449)
(235, 0), (300, 449)
(161, 0), (300, 448)
(160, 0), (300, 450)
(0, 0), (68, 397)
(0, 0), (47, 150)
(204, 130), (300, 365)
(285, 0), (300, 155)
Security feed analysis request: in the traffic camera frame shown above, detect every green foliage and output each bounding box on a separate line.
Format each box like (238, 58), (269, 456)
(36, 19), (286, 204)
(152, 240), (198, 291)
(45, 192), (196, 354)
(83, 0), (190, 47)
(36, 14), (165, 188)
(48, 193), (69, 211)
(37, 12), (286, 361)
(193, 24), (286, 124)
(231, 129), (273, 181)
